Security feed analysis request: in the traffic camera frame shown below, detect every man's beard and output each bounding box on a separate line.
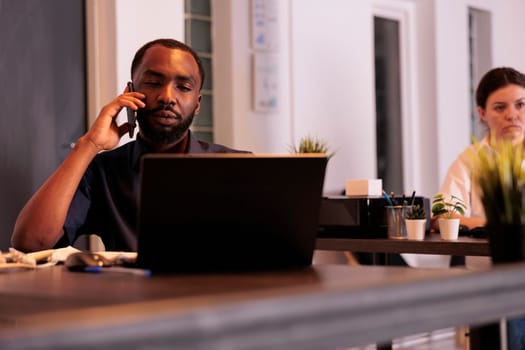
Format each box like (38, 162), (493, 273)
(136, 107), (195, 145)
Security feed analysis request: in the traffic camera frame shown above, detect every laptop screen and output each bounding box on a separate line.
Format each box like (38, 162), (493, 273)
(136, 153), (328, 273)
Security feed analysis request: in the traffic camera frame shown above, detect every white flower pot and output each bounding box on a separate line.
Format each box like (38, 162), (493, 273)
(405, 219), (426, 240)
(438, 218), (460, 240)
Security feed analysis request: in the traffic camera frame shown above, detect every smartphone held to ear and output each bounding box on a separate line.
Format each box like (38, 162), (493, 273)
(126, 81), (137, 138)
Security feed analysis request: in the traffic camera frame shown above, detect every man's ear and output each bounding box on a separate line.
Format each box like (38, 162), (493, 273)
(194, 94), (202, 116)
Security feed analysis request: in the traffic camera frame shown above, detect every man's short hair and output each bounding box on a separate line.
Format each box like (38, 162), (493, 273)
(131, 38), (205, 90)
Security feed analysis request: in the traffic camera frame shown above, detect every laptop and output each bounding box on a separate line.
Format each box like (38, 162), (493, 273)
(135, 153), (328, 273)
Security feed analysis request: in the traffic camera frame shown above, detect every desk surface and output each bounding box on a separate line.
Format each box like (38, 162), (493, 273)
(316, 233), (489, 256)
(2, 263), (525, 349)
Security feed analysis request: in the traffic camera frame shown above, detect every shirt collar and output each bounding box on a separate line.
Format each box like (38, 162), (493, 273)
(131, 131), (196, 170)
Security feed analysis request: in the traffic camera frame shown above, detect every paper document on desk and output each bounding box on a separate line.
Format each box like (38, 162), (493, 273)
(0, 246), (137, 272)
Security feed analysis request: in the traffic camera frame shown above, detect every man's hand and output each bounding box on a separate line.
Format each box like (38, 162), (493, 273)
(85, 86), (145, 151)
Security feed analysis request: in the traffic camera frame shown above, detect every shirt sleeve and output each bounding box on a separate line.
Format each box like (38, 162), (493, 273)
(63, 171), (93, 244)
(438, 149), (474, 217)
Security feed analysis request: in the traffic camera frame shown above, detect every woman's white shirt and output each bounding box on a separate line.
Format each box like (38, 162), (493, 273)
(438, 136), (488, 220)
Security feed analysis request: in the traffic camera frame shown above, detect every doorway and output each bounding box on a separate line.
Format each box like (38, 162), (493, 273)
(374, 16), (403, 195)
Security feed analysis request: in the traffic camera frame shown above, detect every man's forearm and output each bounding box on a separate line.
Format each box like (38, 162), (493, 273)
(11, 136), (100, 252)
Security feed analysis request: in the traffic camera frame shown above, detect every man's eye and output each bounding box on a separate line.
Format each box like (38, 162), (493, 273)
(178, 85), (192, 92)
(516, 101), (525, 109)
(144, 81), (160, 86)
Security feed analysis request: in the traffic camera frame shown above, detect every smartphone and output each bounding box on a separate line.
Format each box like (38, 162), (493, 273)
(126, 81), (137, 138)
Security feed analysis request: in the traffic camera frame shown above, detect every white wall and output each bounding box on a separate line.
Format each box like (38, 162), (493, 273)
(409, 0), (437, 198)
(433, 0), (472, 186)
(212, 0), (525, 197)
(213, 0), (293, 155)
(87, 0), (525, 197)
(213, 0), (377, 195)
(290, 0), (377, 194)
(491, 0), (525, 71)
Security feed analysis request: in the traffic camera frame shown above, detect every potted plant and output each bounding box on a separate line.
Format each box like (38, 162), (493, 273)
(405, 204), (427, 240)
(290, 135), (335, 159)
(431, 193), (467, 240)
(469, 137), (525, 263)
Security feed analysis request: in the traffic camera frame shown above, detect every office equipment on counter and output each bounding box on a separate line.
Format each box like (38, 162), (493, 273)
(136, 154), (328, 273)
(318, 196), (430, 238)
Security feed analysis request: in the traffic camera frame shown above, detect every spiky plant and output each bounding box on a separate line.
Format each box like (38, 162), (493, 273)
(469, 137), (525, 225)
(290, 135), (335, 159)
(405, 204), (426, 220)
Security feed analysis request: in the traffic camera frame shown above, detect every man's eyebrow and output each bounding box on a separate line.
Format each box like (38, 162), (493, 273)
(142, 70), (164, 78)
(173, 73), (196, 84)
(143, 70), (196, 85)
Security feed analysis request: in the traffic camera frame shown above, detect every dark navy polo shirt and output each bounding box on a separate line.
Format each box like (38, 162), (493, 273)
(62, 132), (249, 251)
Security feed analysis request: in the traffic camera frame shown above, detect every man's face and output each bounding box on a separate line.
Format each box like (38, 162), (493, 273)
(132, 45), (202, 146)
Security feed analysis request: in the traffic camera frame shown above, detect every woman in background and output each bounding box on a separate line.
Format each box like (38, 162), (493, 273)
(435, 67), (525, 231)
(436, 66), (525, 350)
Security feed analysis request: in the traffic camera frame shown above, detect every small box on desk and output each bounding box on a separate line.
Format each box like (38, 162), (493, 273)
(318, 195), (430, 238)
(345, 179), (382, 196)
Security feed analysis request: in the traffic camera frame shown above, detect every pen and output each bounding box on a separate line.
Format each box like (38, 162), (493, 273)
(382, 190), (394, 206)
(84, 266), (152, 277)
(410, 190), (416, 206)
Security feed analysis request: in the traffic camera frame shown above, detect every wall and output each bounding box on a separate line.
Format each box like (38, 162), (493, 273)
(213, 0), (377, 195)
(213, 0), (293, 155)
(211, 0), (525, 197)
(90, 0), (525, 197)
(291, 0), (377, 195)
(433, 0), (472, 185)
(491, 0), (525, 70)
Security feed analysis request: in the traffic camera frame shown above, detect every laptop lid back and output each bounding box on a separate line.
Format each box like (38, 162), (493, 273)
(136, 154), (327, 273)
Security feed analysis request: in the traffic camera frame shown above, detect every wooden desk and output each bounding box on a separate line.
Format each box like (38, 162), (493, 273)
(316, 233), (489, 256)
(317, 233), (494, 350)
(1, 263), (525, 349)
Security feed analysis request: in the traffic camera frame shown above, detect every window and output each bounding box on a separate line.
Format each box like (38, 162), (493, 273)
(468, 7), (492, 141)
(374, 16), (403, 194)
(185, 0), (214, 142)
(373, 0), (418, 194)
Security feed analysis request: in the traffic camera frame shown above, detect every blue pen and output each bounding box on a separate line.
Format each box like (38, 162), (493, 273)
(382, 190), (394, 206)
(84, 266), (152, 277)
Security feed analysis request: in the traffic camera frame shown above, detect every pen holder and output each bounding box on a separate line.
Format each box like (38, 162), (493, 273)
(385, 205), (411, 239)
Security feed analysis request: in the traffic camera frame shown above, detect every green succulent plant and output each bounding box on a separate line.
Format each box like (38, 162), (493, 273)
(405, 204), (426, 220)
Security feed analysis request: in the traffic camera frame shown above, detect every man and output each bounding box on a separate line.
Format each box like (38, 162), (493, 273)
(11, 38), (248, 252)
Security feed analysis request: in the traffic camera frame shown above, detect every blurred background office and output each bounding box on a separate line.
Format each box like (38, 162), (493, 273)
(1, 0), (524, 250)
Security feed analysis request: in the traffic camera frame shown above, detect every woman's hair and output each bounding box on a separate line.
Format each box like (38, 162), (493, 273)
(476, 67), (525, 108)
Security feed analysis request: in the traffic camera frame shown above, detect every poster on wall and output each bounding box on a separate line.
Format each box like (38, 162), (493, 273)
(253, 53), (279, 112)
(251, 0), (279, 52)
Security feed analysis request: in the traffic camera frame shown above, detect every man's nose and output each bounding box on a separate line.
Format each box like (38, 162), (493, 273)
(158, 84), (176, 106)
